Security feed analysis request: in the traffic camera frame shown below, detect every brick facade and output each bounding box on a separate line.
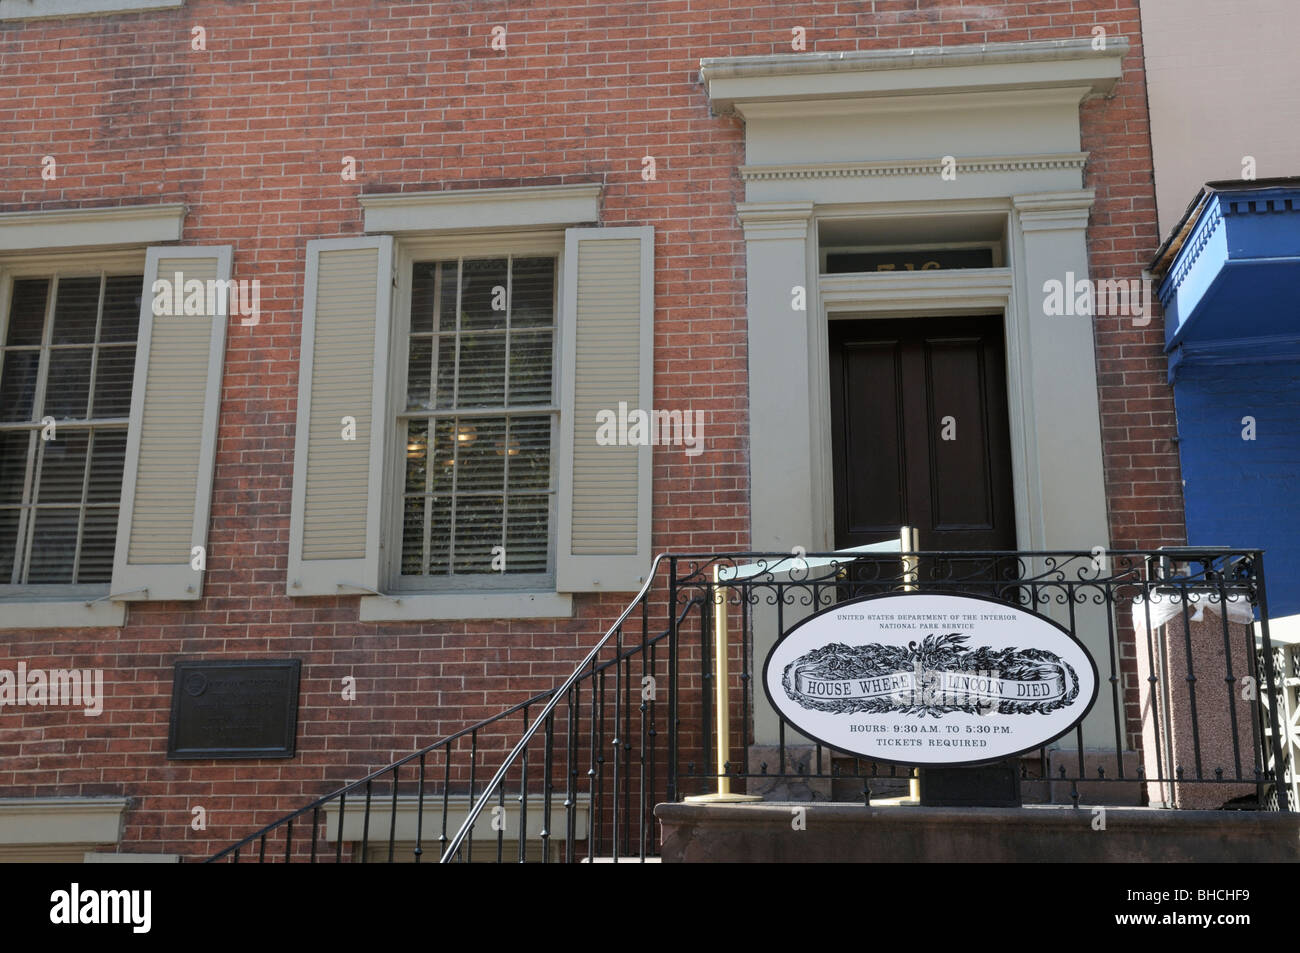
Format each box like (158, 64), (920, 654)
(0, 1), (1180, 857)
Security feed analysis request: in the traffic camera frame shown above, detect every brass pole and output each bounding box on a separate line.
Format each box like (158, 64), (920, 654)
(685, 564), (760, 803)
(904, 525), (921, 802)
(902, 525), (918, 592)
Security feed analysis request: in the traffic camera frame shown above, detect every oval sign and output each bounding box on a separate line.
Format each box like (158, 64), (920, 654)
(762, 592), (1098, 767)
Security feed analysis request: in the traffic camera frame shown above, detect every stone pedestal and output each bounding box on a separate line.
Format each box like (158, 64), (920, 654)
(655, 801), (1300, 863)
(746, 745), (833, 801)
(1134, 591), (1259, 809)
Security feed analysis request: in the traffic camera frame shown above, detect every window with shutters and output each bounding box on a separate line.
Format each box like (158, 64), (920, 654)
(0, 271), (142, 591)
(291, 218), (649, 611)
(395, 253), (558, 590)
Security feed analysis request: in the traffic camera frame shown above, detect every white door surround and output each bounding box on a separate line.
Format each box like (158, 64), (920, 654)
(703, 38), (1127, 746)
(702, 38), (1122, 559)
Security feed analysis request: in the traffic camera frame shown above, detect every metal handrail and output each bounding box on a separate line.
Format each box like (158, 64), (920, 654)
(438, 552), (670, 862)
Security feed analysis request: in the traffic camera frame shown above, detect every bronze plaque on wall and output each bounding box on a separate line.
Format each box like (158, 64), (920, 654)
(167, 660), (301, 759)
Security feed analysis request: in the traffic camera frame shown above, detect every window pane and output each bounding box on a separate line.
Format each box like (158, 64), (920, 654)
(405, 337), (433, 411)
(511, 257), (555, 328)
(429, 418), (455, 494)
(51, 276), (100, 345)
(454, 417), (505, 494)
(0, 507), (18, 583)
(0, 430), (32, 504)
(458, 258), (508, 332)
(401, 495), (426, 576)
(508, 330), (552, 405)
(404, 419), (428, 493)
(452, 494), (502, 573)
(435, 333), (456, 408)
(26, 507), (78, 583)
(91, 344), (136, 417)
(506, 495), (549, 573)
(410, 262), (437, 335)
(77, 506), (117, 583)
(0, 272), (138, 589)
(507, 416), (551, 491)
(426, 495), (451, 575)
(4, 279), (49, 347)
(37, 430), (88, 503)
(456, 330), (505, 407)
(0, 350), (40, 422)
(87, 429), (127, 502)
(437, 260), (458, 332)
(100, 276), (142, 343)
(400, 255), (556, 582)
(44, 347), (93, 419)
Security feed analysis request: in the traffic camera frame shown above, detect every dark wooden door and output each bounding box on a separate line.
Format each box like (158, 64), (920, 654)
(829, 316), (1016, 554)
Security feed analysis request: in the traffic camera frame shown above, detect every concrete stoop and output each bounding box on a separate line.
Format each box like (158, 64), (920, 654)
(654, 801), (1300, 862)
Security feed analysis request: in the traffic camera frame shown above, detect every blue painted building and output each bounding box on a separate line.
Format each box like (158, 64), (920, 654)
(1153, 180), (1300, 618)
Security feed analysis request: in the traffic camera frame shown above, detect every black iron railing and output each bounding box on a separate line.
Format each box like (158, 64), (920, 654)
(670, 548), (1290, 813)
(208, 548), (1291, 863)
(208, 553), (694, 863)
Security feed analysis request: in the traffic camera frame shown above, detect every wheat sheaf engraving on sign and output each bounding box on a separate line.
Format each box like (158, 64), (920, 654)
(762, 592), (1099, 766)
(781, 633), (1082, 718)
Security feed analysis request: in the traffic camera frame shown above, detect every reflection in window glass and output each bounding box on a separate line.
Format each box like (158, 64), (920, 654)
(0, 273), (141, 585)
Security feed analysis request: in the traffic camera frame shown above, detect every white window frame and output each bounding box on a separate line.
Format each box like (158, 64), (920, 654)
(0, 248), (145, 627)
(364, 232), (572, 622)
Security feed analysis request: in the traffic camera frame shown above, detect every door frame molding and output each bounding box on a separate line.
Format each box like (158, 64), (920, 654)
(738, 193), (1112, 563)
(739, 194), (1118, 748)
(717, 38), (1123, 747)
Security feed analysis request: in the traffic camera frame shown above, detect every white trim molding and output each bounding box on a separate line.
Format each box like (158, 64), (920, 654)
(84, 852), (181, 863)
(741, 154), (1088, 183)
(0, 204), (186, 251)
(359, 591), (573, 622)
(701, 38), (1129, 114)
(1013, 190), (1096, 231)
(0, 598), (125, 629)
(737, 202), (814, 240)
(360, 184), (602, 235)
(322, 794), (588, 845)
(0, 0), (181, 19)
(819, 267), (1016, 316)
(0, 798), (127, 849)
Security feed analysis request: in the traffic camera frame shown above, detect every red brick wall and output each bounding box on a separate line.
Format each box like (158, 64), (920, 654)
(0, 0), (1178, 856)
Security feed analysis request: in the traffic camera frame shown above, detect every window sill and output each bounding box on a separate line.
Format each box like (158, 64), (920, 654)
(0, 797), (128, 848)
(0, 599), (126, 629)
(359, 591), (573, 622)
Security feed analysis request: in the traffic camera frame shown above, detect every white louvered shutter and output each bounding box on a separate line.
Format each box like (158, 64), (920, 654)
(556, 226), (653, 592)
(286, 236), (393, 596)
(111, 246), (230, 601)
